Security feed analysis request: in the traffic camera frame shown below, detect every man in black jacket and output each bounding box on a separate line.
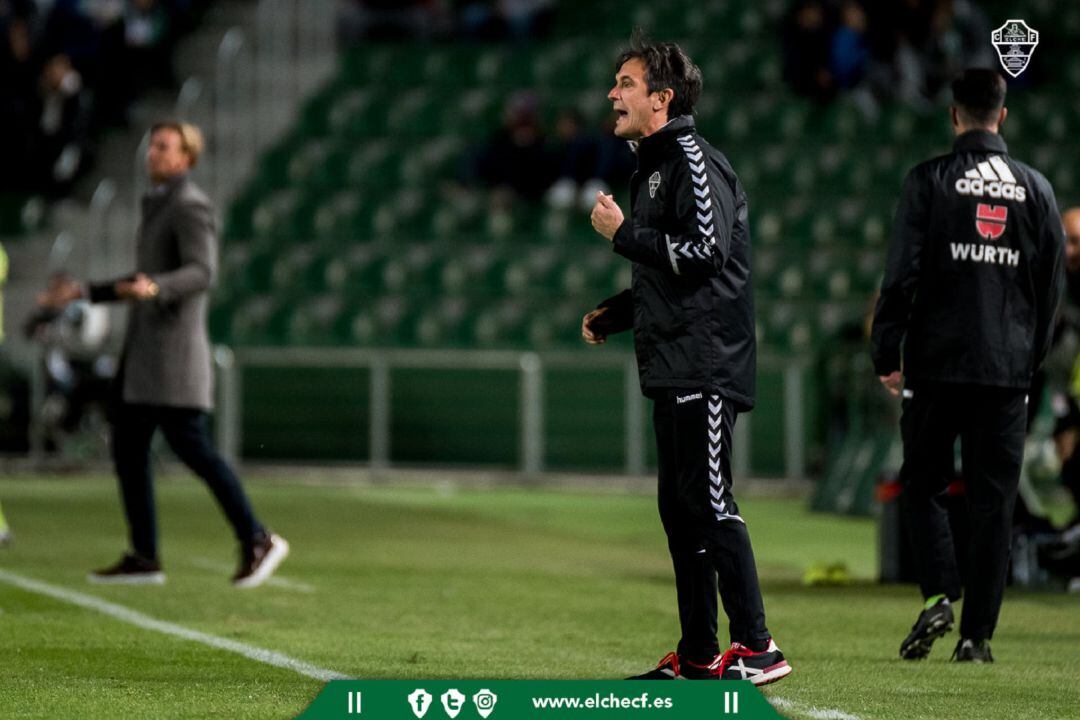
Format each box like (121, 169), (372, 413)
(871, 68), (1064, 662)
(583, 33), (790, 685)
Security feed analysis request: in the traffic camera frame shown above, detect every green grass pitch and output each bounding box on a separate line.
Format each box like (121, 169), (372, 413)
(1, 474), (1077, 719)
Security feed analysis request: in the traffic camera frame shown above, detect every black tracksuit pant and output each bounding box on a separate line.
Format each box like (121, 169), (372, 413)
(653, 389), (769, 662)
(899, 382), (1027, 642)
(111, 402), (265, 561)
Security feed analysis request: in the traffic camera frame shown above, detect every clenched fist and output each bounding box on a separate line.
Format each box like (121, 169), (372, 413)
(590, 192), (624, 242)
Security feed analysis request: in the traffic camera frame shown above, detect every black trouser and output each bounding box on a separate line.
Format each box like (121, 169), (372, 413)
(653, 390), (769, 662)
(899, 382), (1026, 642)
(111, 402), (264, 561)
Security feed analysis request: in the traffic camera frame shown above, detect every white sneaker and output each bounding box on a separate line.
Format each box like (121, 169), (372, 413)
(233, 534), (290, 589)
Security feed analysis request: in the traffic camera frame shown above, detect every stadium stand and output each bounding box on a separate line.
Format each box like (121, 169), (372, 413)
(200, 0), (1080, 474)
(6, 0), (1078, 478)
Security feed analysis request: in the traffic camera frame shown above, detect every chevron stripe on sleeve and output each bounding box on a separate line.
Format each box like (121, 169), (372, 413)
(664, 134), (719, 274)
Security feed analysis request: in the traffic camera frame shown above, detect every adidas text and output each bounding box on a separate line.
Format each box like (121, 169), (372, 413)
(955, 177), (1026, 202)
(954, 156), (1026, 202)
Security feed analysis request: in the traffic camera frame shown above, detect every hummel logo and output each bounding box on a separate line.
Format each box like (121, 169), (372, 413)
(676, 392), (703, 404)
(954, 155), (1027, 202)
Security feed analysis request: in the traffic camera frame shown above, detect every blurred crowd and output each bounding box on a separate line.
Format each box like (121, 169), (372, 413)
(337, 0), (556, 44)
(457, 92), (635, 212)
(782, 0), (995, 115)
(0, 0), (204, 198)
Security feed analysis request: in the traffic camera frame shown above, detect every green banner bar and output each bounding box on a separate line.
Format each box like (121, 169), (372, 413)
(296, 680), (785, 720)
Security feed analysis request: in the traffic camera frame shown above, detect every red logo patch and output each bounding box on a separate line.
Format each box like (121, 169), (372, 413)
(976, 203), (1008, 240)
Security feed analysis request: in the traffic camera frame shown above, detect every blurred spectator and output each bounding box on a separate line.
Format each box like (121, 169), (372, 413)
(1046, 209), (1080, 529)
(337, 0), (451, 43)
(917, 0), (993, 105)
(465, 91), (553, 203)
(23, 272), (114, 454)
(0, 0), (37, 192)
(33, 54), (93, 196)
(459, 96), (636, 212)
(0, 0), (206, 205)
(123, 0), (176, 95)
(336, 0), (554, 44)
(830, 1), (868, 90)
(784, 0), (992, 114)
(546, 109), (633, 211)
(457, 0), (554, 42)
(783, 0), (835, 101)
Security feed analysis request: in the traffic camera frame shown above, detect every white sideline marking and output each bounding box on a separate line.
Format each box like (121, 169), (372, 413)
(188, 557), (316, 593)
(0, 568), (348, 682)
(771, 697), (862, 720)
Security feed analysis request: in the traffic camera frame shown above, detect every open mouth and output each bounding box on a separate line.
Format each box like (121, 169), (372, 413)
(615, 109), (628, 119)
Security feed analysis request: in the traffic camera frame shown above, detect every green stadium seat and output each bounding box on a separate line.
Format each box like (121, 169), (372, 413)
(345, 139), (395, 188)
(326, 89), (377, 138)
(854, 249), (884, 295)
(414, 296), (471, 348)
(287, 294), (345, 345)
(324, 242), (387, 297)
(472, 299), (529, 348)
(755, 211), (782, 245)
(230, 293), (290, 345)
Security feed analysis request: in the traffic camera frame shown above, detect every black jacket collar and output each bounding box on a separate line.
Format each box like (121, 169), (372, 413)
(953, 129), (1008, 155)
(634, 115), (696, 165)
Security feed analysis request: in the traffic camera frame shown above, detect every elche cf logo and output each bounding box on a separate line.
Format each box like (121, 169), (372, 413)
(992, 20), (1038, 77)
(976, 203), (1008, 240)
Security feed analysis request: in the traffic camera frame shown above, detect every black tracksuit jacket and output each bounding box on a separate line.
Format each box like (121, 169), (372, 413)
(871, 129), (1065, 389)
(595, 115), (756, 410)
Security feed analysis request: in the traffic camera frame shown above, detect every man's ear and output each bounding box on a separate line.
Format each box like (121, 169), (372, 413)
(998, 106), (1008, 128)
(950, 106), (960, 130)
(654, 88), (674, 112)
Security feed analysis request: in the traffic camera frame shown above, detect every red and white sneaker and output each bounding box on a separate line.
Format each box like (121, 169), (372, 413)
(716, 639), (792, 686)
(627, 651), (682, 679)
(625, 651), (731, 680)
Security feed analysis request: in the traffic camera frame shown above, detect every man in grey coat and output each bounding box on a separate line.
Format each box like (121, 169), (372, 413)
(40, 122), (288, 588)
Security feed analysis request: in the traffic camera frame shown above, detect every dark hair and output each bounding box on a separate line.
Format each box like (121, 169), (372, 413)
(614, 28), (702, 118)
(951, 68), (1007, 127)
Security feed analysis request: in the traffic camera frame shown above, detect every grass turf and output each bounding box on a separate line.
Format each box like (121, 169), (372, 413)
(0, 474), (1077, 719)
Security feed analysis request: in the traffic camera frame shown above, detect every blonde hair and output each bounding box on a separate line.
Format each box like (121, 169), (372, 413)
(150, 121), (204, 167)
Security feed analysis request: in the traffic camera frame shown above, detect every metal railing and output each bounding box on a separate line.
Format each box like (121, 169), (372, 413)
(214, 347), (810, 479)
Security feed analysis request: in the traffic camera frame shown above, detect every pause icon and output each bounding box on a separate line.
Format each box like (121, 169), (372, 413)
(724, 690), (739, 714)
(347, 691), (362, 714)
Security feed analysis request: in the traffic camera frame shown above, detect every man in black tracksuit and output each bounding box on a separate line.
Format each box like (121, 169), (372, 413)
(582, 34), (790, 685)
(871, 69), (1064, 662)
